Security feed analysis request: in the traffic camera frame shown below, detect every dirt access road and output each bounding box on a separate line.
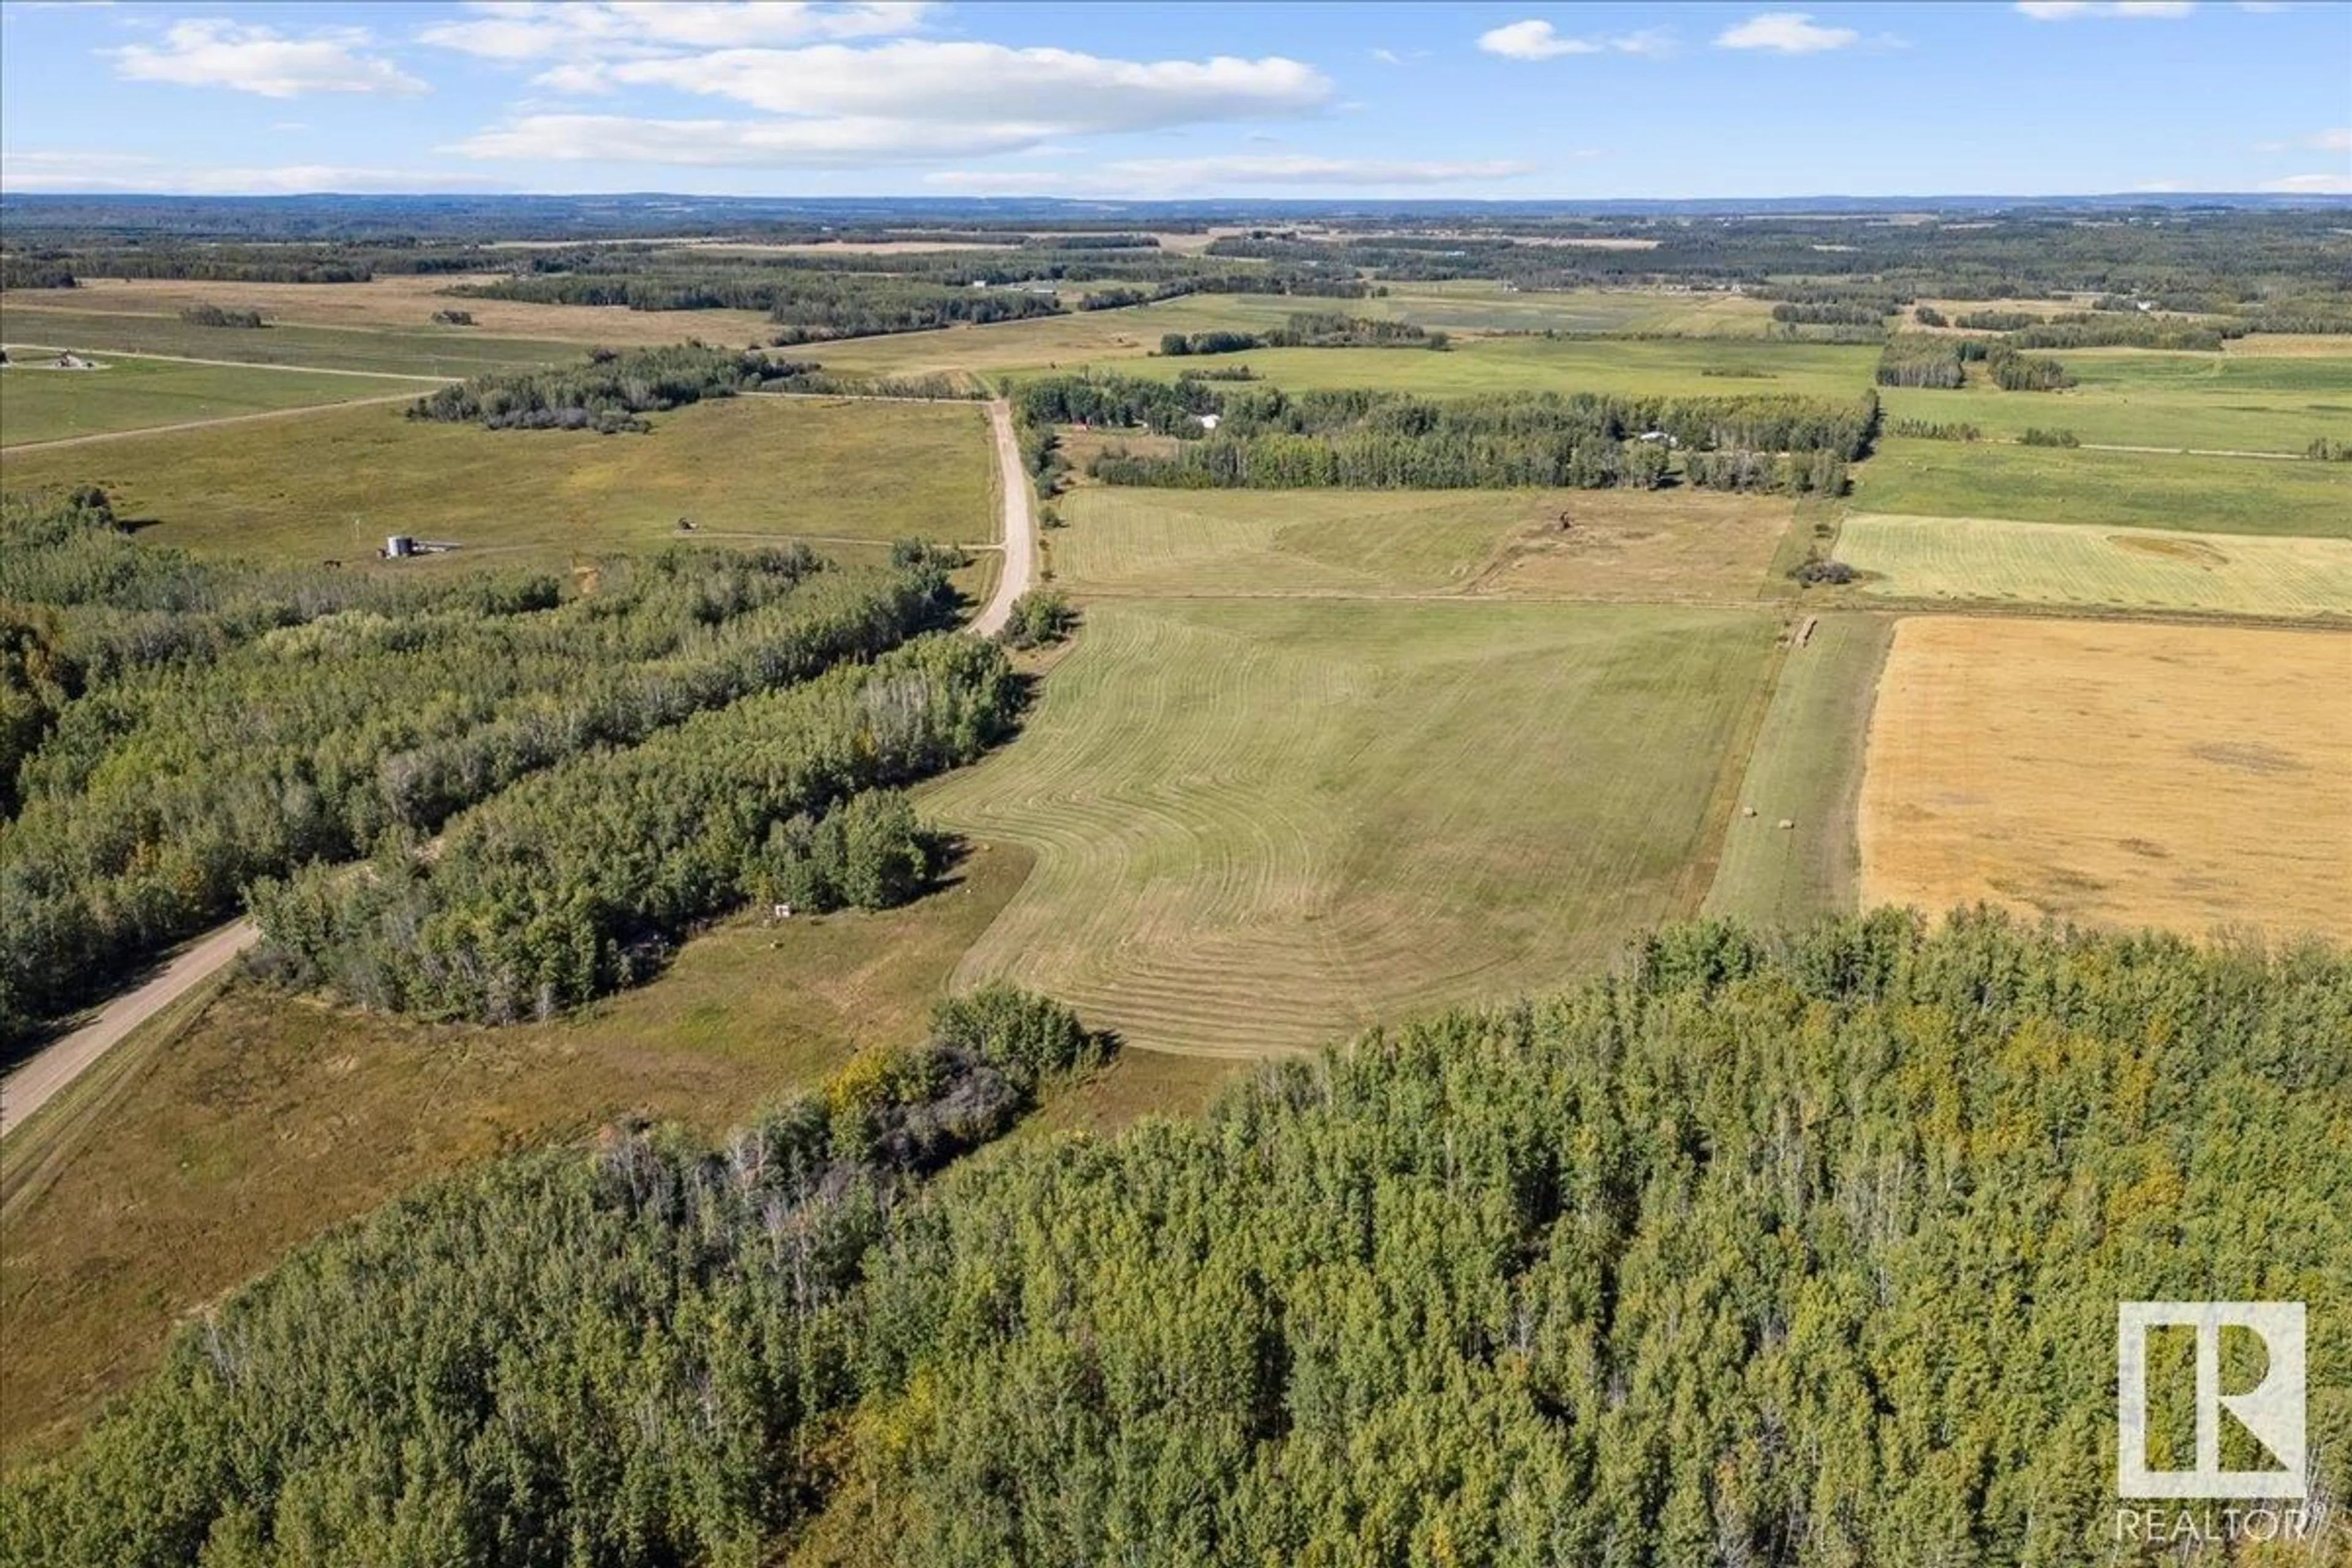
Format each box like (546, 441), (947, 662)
(971, 398), (1036, 638)
(0, 921), (259, 1134)
(0, 393), (1036, 1137)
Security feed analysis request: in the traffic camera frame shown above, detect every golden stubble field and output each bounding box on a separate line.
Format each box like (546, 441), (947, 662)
(1858, 616), (2352, 943)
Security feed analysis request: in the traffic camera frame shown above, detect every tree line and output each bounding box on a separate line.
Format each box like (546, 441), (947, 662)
(407, 345), (783, 432)
(2, 528), (958, 1044)
(1158, 313), (1448, 356)
(6, 910), (2343, 1564)
(247, 630), (1019, 1023)
(1052, 377), (1876, 496)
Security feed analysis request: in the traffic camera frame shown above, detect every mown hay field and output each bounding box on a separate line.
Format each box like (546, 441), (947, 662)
(1836, 513), (2352, 620)
(921, 598), (1777, 1057)
(0, 394), (995, 569)
(1858, 617), (2352, 944)
(1703, 613), (1894, 930)
(0, 356), (427, 446)
(1049, 485), (1795, 602)
(1851, 437), (2352, 538)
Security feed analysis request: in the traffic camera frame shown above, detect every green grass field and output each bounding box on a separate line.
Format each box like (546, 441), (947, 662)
(920, 598), (1777, 1058)
(1108, 334), (1881, 398)
(1882, 344), (2352, 454)
(1850, 437), (2352, 538)
(0, 394), (995, 569)
(1048, 484), (1795, 603)
(0, 356), (427, 446)
(1836, 512), (2352, 619)
(809, 293), (1867, 390)
(1702, 614), (1893, 930)
(2, 309), (581, 377)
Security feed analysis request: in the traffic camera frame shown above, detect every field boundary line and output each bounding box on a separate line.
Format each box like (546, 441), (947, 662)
(1, 390), (426, 453)
(1, 342), (458, 383)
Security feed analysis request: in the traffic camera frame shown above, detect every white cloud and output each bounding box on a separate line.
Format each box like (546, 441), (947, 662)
(923, 155), (1538, 197)
(2263, 172), (2352, 194)
(2313, 127), (2352, 152)
(448, 41), (1332, 167)
(2015, 2), (2194, 18)
(108, 18), (427, 97)
(1, 151), (504, 193)
(419, 1), (932, 61)
(1715, 12), (1861, 52)
(1479, 19), (1679, 59)
(1477, 20), (1601, 58)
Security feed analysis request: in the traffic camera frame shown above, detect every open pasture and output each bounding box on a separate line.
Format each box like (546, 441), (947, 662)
(1857, 617), (2352, 944)
(0, 394), (995, 569)
(1360, 282), (1777, 337)
(1050, 484), (1794, 602)
(0, 845), (1037, 1461)
(1851, 437), (2352, 538)
(1112, 334), (1880, 398)
(1835, 512), (2352, 620)
(0, 355), (424, 446)
(920, 598), (1777, 1058)
(1703, 613), (1893, 930)
(0, 304), (579, 378)
(6, 274), (779, 351)
(1882, 344), (2352, 453)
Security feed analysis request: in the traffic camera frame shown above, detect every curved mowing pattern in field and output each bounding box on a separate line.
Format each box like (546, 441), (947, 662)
(921, 599), (1776, 1057)
(1836, 513), (2352, 620)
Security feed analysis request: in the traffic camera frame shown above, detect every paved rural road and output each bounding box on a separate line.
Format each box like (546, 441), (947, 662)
(0, 919), (259, 1135)
(970, 398), (1036, 639)
(1, 390), (428, 454)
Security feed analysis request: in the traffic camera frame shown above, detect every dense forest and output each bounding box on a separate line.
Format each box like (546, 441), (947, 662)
(4, 911), (2343, 1565)
(1033, 375), (1876, 495)
(0, 494), (973, 1044)
(247, 629), (1017, 1022)
(407, 345), (786, 432)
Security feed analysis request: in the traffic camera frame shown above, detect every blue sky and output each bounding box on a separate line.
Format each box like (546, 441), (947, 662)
(2, 1), (2347, 199)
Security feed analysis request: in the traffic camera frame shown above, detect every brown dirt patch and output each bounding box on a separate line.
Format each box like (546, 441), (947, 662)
(1858, 617), (2352, 943)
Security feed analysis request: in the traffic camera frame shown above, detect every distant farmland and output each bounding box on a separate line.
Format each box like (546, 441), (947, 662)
(1836, 513), (2352, 620)
(0, 394), (995, 569)
(0, 355), (426, 447)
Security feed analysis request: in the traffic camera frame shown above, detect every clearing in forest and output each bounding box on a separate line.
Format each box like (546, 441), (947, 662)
(1857, 617), (2352, 944)
(1835, 513), (2352, 620)
(921, 598), (1777, 1057)
(1704, 613), (1894, 929)
(1050, 485), (1795, 602)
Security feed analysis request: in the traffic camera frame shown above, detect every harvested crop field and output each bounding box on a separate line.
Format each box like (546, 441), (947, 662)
(1835, 513), (2352, 620)
(1053, 486), (1795, 601)
(1858, 617), (2352, 943)
(920, 598), (1777, 1057)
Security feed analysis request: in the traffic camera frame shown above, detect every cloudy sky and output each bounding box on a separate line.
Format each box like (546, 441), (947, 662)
(2, 1), (2347, 199)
